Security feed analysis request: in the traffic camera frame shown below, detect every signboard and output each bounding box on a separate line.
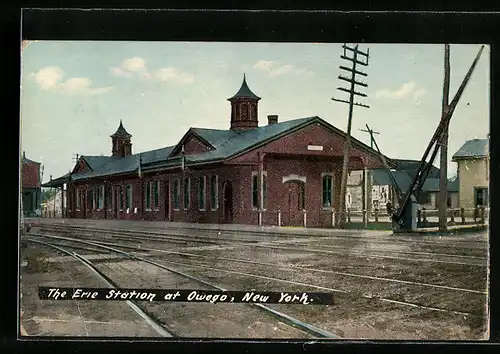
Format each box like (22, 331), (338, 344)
(307, 145), (324, 151)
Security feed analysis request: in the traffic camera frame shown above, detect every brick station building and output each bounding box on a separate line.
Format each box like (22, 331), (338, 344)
(44, 75), (388, 228)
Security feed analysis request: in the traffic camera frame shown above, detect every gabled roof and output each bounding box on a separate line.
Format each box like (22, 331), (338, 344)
(227, 74), (261, 101)
(68, 115), (391, 180)
(21, 152), (41, 165)
(452, 138), (489, 160)
(168, 128), (237, 157)
(186, 117), (315, 163)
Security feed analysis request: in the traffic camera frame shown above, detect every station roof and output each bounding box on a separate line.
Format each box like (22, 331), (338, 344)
(452, 138), (489, 161)
(55, 115), (391, 182)
(41, 172), (71, 188)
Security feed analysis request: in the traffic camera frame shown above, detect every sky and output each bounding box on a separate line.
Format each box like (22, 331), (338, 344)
(20, 42), (490, 183)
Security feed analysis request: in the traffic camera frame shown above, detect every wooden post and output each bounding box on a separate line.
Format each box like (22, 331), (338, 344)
(362, 161), (368, 228)
(422, 208), (427, 224)
(449, 209), (455, 224)
(461, 207), (465, 224)
(332, 44), (370, 228)
(277, 210), (281, 227)
(374, 208), (379, 223)
(303, 211), (307, 227)
(258, 152), (265, 226)
(347, 208), (351, 223)
(439, 44), (451, 232)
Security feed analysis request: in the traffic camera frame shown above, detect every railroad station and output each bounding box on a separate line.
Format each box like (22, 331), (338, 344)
(42, 75), (388, 228)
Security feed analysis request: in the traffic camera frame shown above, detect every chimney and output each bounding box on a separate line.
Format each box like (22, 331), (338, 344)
(23, 151), (26, 159)
(268, 115), (278, 125)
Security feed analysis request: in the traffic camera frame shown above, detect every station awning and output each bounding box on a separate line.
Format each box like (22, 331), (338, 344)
(41, 173), (71, 188)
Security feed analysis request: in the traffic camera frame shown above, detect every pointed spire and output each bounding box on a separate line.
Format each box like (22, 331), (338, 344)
(111, 119), (132, 138)
(228, 74), (261, 101)
(22, 151), (26, 159)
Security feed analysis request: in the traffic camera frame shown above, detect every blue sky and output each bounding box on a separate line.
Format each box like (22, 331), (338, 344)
(20, 42), (489, 183)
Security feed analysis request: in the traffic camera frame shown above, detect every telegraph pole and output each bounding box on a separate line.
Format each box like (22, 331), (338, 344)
(360, 127), (380, 149)
(332, 43), (370, 228)
(438, 44), (451, 232)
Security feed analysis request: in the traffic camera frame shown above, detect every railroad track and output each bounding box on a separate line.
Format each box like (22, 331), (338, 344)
(25, 233), (486, 319)
(24, 237), (339, 339)
(35, 221), (488, 247)
(34, 224), (488, 267)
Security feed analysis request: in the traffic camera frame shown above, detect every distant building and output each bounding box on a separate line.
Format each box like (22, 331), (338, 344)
(452, 137), (489, 209)
(21, 152), (42, 216)
(346, 159), (459, 213)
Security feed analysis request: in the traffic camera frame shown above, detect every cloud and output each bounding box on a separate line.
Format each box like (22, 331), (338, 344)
(109, 67), (132, 78)
(33, 66), (64, 89)
(153, 67), (195, 84)
(31, 66), (113, 95)
(253, 60), (313, 78)
(121, 57), (147, 72)
(110, 57), (195, 84)
(375, 81), (420, 99)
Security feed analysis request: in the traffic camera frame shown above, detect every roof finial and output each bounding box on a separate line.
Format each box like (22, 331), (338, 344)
(23, 151), (26, 158)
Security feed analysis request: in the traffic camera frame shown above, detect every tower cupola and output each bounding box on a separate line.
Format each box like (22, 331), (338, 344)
(227, 74), (261, 132)
(111, 120), (132, 157)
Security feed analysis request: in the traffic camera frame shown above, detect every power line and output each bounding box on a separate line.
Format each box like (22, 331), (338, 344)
(332, 43), (370, 228)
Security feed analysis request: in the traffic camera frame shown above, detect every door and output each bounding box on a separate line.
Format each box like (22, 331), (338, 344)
(164, 181), (170, 220)
(223, 181), (233, 223)
(281, 181), (305, 227)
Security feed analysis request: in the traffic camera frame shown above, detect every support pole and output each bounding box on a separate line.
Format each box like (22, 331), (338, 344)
(438, 44), (451, 232)
(363, 162), (368, 228)
(332, 44), (370, 228)
(258, 152), (265, 226)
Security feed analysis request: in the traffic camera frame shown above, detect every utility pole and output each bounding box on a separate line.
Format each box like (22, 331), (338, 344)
(438, 44), (451, 232)
(332, 43), (370, 228)
(360, 127), (380, 149)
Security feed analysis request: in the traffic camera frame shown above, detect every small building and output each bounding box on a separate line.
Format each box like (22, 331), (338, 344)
(21, 152), (42, 216)
(346, 160), (459, 213)
(452, 137), (489, 209)
(45, 75), (388, 228)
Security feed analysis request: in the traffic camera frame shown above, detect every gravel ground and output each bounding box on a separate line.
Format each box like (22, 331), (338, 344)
(20, 244), (163, 337)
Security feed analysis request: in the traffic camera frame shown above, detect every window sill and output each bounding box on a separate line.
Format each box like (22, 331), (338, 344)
(210, 208), (218, 211)
(199, 209), (206, 212)
(173, 209), (180, 212)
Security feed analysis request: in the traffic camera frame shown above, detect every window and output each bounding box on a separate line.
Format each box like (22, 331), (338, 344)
(119, 186), (124, 210)
(263, 174), (267, 210)
(145, 181), (151, 209)
(89, 189), (95, 209)
(298, 182), (305, 210)
(199, 176), (206, 210)
(210, 176), (218, 210)
(98, 185), (104, 209)
(252, 174), (259, 209)
(154, 181), (160, 209)
(419, 192), (431, 205)
(322, 175), (333, 207)
(183, 178), (191, 209)
(252, 172), (268, 210)
(475, 187), (489, 207)
(173, 179), (180, 210)
(126, 185), (132, 209)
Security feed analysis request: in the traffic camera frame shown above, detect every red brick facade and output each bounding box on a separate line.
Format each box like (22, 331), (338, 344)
(22, 160), (41, 189)
(62, 77), (386, 228)
(67, 122), (384, 228)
